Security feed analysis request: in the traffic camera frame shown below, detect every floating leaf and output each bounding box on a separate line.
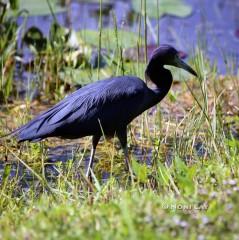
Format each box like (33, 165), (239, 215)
(77, 28), (142, 50)
(75, 0), (112, 3)
(59, 67), (113, 86)
(132, 0), (192, 19)
(17, 0), (66, 16)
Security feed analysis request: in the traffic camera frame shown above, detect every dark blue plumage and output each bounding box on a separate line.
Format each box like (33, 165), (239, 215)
(9, 44), (197, 179)
(16, 76), (148, 141)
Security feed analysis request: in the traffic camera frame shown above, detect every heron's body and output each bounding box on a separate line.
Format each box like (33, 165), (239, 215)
(16, 75), (170, 142)
(7, 45), (197, 179)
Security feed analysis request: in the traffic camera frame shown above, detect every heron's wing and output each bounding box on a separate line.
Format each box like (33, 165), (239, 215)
(14, 76), (147, 141)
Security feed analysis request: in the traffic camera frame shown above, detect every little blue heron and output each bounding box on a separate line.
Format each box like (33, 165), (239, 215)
(5, 44), (197, 179)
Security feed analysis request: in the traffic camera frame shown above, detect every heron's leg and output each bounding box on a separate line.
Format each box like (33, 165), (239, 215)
(86, 135), (101, 180)
(116, 128), (133, 176)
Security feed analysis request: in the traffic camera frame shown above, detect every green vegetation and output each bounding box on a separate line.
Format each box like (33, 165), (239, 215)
(132, 0), (192, 18)
(16, 0), (65, 16)
(1, 0), (239, 239)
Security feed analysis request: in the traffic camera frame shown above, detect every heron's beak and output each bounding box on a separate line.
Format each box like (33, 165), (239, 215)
(173, 55), (198, 77)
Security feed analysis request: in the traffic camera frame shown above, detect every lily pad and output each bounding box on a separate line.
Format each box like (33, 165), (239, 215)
(75, 0), (112, 3)
(77, 28), (143, 50)
(17, 0), (65, 16)
(132, 0), (192, 19)
(59, 67), (113, 86)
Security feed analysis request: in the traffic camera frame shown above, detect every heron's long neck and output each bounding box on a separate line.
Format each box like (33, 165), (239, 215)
(145, 62), (173, 104)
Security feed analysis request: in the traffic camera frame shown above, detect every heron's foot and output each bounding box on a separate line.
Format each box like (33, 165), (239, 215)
(88, 172), (93, 184)
(85, 169), (95, 193)
(86, 168), (95, 183)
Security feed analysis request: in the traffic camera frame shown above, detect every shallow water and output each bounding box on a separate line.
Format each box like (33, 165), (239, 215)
(17, 0), (239, 74)
(0, 143), (152, 183)
(15, 0), (239, 99)
(0, 138), (207, 186)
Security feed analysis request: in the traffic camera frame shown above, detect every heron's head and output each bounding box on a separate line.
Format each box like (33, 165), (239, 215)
(149, 44), (197, 77)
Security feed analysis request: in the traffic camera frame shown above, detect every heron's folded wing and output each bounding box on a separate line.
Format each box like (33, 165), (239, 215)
(14, 76), (146, 141)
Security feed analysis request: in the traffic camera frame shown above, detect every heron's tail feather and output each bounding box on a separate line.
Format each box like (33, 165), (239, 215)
(11, 123), (43, 142)
(0, 123), (43, 143)
(0, 128), (21, 144)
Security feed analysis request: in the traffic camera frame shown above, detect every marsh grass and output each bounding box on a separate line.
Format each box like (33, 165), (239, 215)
(0, 1), (239, 239)
(1, 47), (239, 238)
